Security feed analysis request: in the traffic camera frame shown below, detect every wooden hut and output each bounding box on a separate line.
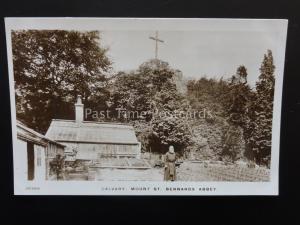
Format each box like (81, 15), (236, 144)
(45, 96), (141, 163)
(16, 121), (65, 181)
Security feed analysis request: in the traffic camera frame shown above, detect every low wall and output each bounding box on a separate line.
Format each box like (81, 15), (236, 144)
(88, 167), (163, 181)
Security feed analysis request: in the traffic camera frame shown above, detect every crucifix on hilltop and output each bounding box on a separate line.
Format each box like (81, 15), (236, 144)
(149, 31), (164, 60)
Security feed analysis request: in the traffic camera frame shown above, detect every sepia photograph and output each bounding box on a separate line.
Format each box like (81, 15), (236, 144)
(5, 18), (287, 195)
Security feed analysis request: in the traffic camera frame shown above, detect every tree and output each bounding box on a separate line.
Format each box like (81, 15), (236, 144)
(221, 125), (243, 162)
(151, 115), (192, 154)
(12, 30), (111, 132)
(110, 59), (192, 153)
(226, 65), (251, 127)
(109, 59), (184, 120)
(216, 65), (251, 161)
(244, 50), (275, 166)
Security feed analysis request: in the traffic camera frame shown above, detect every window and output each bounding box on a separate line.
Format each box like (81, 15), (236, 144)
(37, 148), (42, 166)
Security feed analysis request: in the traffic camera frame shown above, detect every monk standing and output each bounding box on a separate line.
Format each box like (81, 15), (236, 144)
(164, 145), (177, 181)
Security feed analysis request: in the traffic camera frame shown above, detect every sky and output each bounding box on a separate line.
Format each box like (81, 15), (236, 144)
(100, 29), (281, 87)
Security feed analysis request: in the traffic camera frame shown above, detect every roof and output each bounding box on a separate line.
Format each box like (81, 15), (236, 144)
(17, 121), (65, 148)
(45, 119), (139, 145)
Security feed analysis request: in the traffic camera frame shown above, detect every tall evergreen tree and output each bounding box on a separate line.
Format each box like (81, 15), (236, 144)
(221, 65), (251, 161)
(244, 50), (275, 166)
(226, 65), (251, 127)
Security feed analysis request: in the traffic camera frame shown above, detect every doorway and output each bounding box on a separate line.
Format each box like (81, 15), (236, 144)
(27, 142), (34, 180)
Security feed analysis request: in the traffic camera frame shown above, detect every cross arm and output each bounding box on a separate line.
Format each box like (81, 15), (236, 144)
(149, 36), (164, 43)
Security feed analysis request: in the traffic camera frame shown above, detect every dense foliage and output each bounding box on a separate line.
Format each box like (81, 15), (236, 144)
(13, 30), (111, 132)
(109, 59), (192, 154)
(186, 52), (275, 167)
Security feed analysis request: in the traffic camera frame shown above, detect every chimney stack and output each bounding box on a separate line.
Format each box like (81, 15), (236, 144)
(75, 95), (84, 123)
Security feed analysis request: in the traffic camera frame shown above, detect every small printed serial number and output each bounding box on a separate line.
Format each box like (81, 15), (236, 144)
(25, 187), (40, 190)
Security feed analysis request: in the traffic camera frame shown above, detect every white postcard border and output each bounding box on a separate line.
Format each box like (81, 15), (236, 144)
(5, 18), (288, 195)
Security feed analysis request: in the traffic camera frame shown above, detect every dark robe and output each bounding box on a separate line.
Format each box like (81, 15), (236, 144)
(164, 152), (176, 181)
(50, 156), (65, 180)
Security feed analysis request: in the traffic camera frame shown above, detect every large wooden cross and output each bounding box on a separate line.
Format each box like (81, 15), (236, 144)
(149, 31), (164, 59)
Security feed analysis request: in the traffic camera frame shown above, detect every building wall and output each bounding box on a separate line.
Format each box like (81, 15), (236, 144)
(16, 138), (47, 181)
(15, 139), (28, 181)
(60, 142), (140, 160)
(47, 142), (65, 158)
(34, 144), (46, 180)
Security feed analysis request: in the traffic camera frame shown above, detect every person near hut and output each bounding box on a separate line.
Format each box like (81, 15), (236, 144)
(50, 154), (65, 180)
(164, 145), (177, 181)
